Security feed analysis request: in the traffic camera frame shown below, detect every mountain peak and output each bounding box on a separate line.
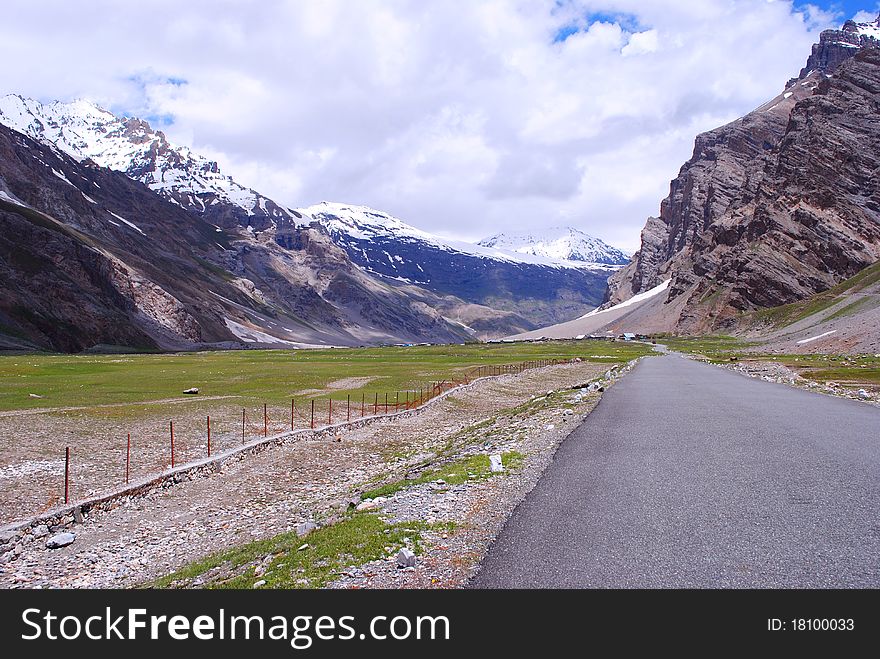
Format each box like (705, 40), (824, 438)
(478, 227), (630, 266)
(797, 13), (880, 80)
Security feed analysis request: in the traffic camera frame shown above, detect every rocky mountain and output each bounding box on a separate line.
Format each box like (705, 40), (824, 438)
(796, 13), (880, 81)
(478, 227), (629, 265)
(605, 18), (880, 335)
(302, 202), (623, 328)
(0, 123), (474, 352)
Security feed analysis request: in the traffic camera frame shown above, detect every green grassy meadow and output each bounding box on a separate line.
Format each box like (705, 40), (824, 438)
(0, 340), (652, 415)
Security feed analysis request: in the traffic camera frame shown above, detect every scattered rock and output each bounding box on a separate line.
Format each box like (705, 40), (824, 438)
(356, 500), (379, 512)
(0, 530), (16, 544)
(297, 544), (309, 552)
(857, 389), (871, 400)
(73, 507), (84, 524)
(252, 580), (266, 588)
(182, 388), (200, 395)
(295, 521), (317, 538)
(396, 548), (417, 568)
(45, 532), (75, 549)
(28, 393), (43, 399)
(32, 525), (49, 539)
(489, 454), (504, 473)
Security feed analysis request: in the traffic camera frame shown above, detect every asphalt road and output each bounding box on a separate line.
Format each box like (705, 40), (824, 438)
(471, 354), (880, 588)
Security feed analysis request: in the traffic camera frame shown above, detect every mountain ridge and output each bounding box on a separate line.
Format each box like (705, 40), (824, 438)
(601, 19), (880, 341)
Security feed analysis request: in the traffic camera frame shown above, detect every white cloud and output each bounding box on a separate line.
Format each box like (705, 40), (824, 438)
(0, 0), (843, 252)
(852, 7), (880, 23)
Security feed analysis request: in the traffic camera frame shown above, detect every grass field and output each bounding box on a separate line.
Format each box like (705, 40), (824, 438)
(0, 341), (652, 414)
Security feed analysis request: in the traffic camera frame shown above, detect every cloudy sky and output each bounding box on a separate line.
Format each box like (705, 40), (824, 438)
(1, 1), (877, 251)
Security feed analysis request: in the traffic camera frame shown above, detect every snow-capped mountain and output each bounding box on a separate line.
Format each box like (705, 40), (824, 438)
(478, 227), (630, 266)
(0, 94), (298, 231)
(300, 202), (621, 326)
(301, 202), (622, 270)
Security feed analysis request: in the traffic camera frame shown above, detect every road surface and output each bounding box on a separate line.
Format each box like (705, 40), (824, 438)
(471, 354), (880, 588)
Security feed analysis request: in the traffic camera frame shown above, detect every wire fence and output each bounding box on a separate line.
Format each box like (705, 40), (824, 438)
(47, 357), (573, 511)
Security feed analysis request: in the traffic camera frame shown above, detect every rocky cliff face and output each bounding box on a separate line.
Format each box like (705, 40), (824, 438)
(607, 32), (880, 333)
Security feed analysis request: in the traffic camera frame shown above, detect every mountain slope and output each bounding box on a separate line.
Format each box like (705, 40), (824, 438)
(605, 21), (880, 339)
(301, 202), (623, 328)
(0, 94), (298, 232)
(0, 124), (473, 352)
(478, 227), (629, 265)
(741, 259), (880, 354)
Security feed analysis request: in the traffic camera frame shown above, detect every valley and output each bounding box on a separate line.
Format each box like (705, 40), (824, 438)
(1, 5), (880, 598)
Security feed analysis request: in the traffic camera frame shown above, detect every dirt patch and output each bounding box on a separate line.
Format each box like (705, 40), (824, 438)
(293, 376), (382, 396)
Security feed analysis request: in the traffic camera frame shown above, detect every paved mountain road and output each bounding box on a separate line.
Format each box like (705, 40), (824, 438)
(471, 355), (880, 588)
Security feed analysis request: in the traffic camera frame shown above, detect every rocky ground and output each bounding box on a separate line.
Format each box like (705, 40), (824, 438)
(0, 360), (635, 589)
(698, 357), (878, 406)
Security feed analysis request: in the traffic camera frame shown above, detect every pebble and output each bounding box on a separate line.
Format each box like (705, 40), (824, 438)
(45, 533), (75, 549)
(396, 548), (417, 568)
(295, 521), (317, 538)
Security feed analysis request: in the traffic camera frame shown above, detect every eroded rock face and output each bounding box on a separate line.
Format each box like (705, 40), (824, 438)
(608, 39), (880, 332)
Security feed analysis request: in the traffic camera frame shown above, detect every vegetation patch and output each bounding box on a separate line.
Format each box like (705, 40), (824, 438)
(361, 451), (524, 501)
(150, 513), (454, 589)
(824, 297), (878, 322)
(657, 335), (757, 355)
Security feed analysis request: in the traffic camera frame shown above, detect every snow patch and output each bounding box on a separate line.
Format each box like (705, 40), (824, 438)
(51, 168), (76, 187)
(300, 202), (623, 271)
(224, 318), (297, 345)
(796, 330), (837, 345)
(579, 279), (671, 319)
(108, 211), (146, 236)
(0, 189), (30, 207)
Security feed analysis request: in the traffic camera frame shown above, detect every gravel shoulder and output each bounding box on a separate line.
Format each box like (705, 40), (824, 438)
(0, 360), (633, 589)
